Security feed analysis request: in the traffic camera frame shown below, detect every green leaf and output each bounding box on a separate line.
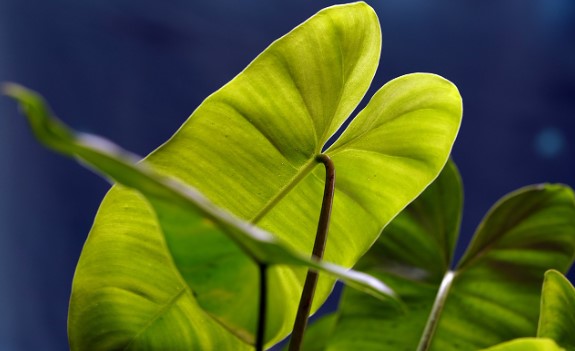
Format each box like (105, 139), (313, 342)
(136, 3), (461, 344)
(480, 338), (566, 351)
(538, 270), (575, 351)
(326, 161), (575, 351)
(5, 1), (462, 347)
(146, 48), (461, 347)
(4, 82), (399, 349)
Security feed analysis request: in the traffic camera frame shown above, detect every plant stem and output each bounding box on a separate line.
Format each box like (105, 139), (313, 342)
(416, 270), (455, 351)
(288, 154), (336, 351)
(256, 264), (268, 351)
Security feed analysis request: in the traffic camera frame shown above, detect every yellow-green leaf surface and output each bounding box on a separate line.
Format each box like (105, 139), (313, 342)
(5, 83), (399, 350)
(323, 161), (575, 351)
(480, 338), (565, 351)
(6, 1), (462, 347)
(140, 6), (460, 344)
(538, 270), (575, 351)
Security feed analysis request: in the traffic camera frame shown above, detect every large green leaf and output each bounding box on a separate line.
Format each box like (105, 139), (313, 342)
(322, 161), (575, 351)
(538, 270), (575, 351)
(6, 1), (462, 347)
(4, 83), (400, 349)
(137, 2), (461, 344)
(143, 25), (460, 349)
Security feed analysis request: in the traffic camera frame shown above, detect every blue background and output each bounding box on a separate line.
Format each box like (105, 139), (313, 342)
(0, 1), (574, 349)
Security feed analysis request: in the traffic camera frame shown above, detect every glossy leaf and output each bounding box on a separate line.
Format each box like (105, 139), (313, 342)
(4, 83), (402, 349)
(6, 1), (462, 347)
(123, 1), (460, 344)
(324, 161), (575, 351)
(136, 3), (462, 343)
(480, 338), (565, 351)
(538, 270), (575, 351)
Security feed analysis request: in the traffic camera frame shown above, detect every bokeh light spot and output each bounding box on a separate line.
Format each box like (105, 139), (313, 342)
(534, 127), (566, 158)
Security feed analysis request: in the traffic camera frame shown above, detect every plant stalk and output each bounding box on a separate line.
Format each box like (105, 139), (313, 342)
(288, 154), (336, 351)
(416, 270), (455, 351)
(256, 264), (268, 351)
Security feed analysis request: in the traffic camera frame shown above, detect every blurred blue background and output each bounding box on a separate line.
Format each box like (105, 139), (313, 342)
(0, 0), (574, 349)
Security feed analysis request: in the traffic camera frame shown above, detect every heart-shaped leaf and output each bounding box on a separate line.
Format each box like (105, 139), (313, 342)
(538, 270), (575, 351)
(321, 160), (575, 351)
(5, 1), (462, 347)
(123, 3), (460, 343)
(480, 338), (566, 351)
(4, 83), (400, 349)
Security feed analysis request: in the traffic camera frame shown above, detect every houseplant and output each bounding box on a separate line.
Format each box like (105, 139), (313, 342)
(4, 2), (574, 350)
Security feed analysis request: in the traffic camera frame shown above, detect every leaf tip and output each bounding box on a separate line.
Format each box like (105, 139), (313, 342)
(544, 269), (562, 279)
(1, 82), (44, 115)
(543, 269), (572, 289)
(1, 82), (25, 99)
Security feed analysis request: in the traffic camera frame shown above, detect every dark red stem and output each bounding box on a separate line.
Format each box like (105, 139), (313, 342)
(288, 154), (336, 351)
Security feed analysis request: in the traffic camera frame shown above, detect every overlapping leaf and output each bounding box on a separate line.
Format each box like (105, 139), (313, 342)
(6, 1), (462, 348)
(538, 270), (575, 351)
(4, 84), (401, 349)
(317, 161), (575, 351)
(463, 270), (575, 351)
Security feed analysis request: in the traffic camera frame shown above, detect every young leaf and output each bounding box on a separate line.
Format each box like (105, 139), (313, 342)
(324, 161), (575, 351)
(6, 1), (462, 346)
(479, 338), (566, 351)
(538, 270), (575, 351)
(4, 82), (399, 349)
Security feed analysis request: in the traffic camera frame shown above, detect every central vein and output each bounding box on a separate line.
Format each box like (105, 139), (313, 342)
(249, 157), (319, 224)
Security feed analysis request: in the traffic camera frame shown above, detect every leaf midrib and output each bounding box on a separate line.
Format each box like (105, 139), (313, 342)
(122, 286), (187, 350)
(249, 157), (319, 224)
(326, 106), (449, 155)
